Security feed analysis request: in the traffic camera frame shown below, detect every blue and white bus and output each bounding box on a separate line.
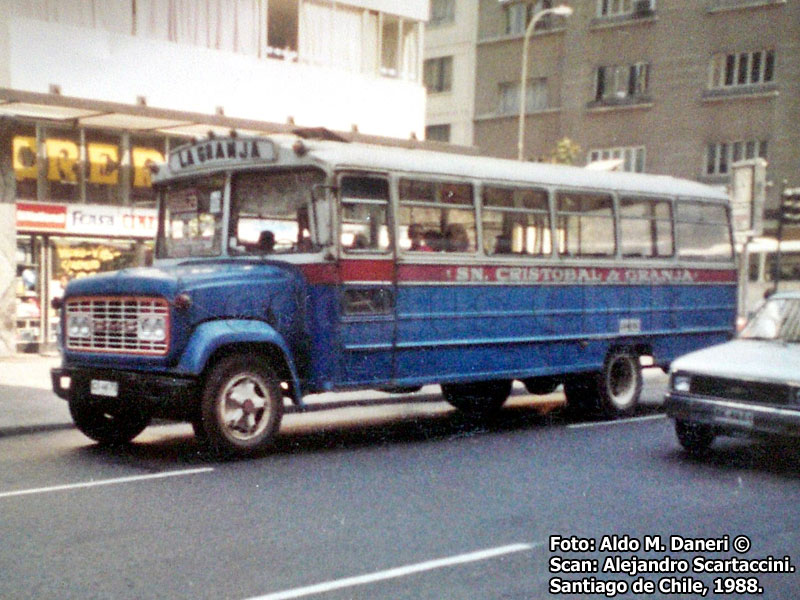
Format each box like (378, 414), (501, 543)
(52, 134), (737, 456)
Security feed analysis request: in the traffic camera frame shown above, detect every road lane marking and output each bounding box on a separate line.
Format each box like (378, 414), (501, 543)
(567, 414), (666, 429)
(244, 543), (539, 600)
(0, 467), (214, 499)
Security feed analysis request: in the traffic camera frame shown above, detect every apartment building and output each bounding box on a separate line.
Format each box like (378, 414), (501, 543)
(0, 0), (429, 354)
(461, 0), (798, 220)
(423, 0), (478, 145)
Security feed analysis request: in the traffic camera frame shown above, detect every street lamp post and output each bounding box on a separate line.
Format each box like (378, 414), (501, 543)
(515, 4), (573, 161)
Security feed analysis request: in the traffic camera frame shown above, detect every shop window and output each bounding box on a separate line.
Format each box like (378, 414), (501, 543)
(11, 127), (37, 200)
(131, 137), (166, 205)
(43, 131), (81, 203)
(86, 132), (122, 205)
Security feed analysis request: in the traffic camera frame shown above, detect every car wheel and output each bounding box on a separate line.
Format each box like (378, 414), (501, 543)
(441, 380), (512, 416)
(68, 394), (151, 445)
(199, 354), (283, 458)
(675, 420), (715, 454)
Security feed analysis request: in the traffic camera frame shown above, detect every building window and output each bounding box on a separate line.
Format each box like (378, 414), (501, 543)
(504, 0), (554, 35)
(425, 124), (451, 142)
(424, 56), (453, 93)
(597, 0), (655, 17)
(588, 146), (646, 172)
(595, 63), (650, 103)
(709, 50), (775, 90)
(705, 139), (768, 176)
(499, 79), (548, 115)
(430, 0), (455, 27)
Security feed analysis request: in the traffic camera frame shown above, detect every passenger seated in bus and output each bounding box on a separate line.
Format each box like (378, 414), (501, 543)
(254, 230), (275, 253)
(444, 223), (469, 252)
(493, 235), (513, 255)
(425, 230), (444, 251)
(350, 233), (369, 250)
(408, 223), (433, 251)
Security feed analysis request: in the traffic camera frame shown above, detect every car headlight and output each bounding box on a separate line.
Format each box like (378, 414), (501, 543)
(672, 374), (691, 393)
(138, 316), (167, 342)
(67, 315), (91, 338)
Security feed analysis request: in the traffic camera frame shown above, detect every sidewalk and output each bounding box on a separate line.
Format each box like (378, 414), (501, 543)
(0, 353), (72, 436)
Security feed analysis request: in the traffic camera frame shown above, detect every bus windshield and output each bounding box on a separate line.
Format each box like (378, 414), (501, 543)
(230, 168), (326, 255)
(158, 175), (226, 259)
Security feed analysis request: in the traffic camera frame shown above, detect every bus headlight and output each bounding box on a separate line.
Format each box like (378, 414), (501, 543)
(672, 374), (692, 393)
(138, 316), (167, 342)
(67, 315), (91, 338)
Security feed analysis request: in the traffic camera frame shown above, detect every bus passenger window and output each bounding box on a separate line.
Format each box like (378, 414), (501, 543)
(676, 202), (733, 262)
(340, 176), (390, 252)
(398, 178), (476, 253)
(482, 186), (551, 256)
(556, 192), (615, 257)
(619, 197), (673, 258)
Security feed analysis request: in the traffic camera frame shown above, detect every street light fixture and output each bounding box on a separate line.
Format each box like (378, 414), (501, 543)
(511, 3), (573, 161)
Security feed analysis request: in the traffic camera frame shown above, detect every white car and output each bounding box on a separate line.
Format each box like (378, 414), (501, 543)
(665, 292), (800, 453)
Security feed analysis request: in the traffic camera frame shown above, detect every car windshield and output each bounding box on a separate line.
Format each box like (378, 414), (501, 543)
(740, 297), (800, 342)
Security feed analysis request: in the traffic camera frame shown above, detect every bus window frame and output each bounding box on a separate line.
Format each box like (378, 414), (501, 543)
(617, 194), (675, 260)
(396, 175), (478, 255)
(555, 188), (618, 259)
(337, 170), (394, 257)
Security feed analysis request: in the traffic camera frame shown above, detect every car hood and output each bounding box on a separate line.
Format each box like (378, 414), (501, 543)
(670, 339), (800, 385)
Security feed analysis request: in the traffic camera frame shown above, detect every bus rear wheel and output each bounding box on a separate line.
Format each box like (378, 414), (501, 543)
(198, 354), (283, 458)
(564, 350), (642, 418)
(441, 380), (512, 416)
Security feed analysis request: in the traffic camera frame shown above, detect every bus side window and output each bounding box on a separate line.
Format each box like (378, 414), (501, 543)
(398, 178), (476, 253)
(556, 192), (615, 257)
(748, 253), (761, 282)
(619, 197), (673, 258)
(482, 186), (551, 256)
(340, 176), (391, 252)
(675, 201), (733, 262)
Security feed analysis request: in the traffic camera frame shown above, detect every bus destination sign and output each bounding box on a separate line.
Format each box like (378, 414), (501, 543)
(169, 138), (276, 172)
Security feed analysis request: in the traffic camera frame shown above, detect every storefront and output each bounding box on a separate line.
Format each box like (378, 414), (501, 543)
(15, 201), (157, 352)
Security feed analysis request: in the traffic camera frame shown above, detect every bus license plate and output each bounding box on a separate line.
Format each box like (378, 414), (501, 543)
(90, 379), (119, 398)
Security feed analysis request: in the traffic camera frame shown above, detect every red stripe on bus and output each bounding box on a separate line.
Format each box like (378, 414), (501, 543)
(300, 261), (736, 285)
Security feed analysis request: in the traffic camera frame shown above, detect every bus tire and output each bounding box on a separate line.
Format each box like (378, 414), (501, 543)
(441, 380), (512, 416)
(199, 354), (283, 458)
(597, 349), (642, 417)
(675, 420), (715, 454)
(68, 394), (151, 445)
(522, 376), (559, 395)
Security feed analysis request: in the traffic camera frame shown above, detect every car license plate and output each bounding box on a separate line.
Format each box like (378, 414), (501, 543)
(90, 379), (119, 398)
(713, 406), (754, 428)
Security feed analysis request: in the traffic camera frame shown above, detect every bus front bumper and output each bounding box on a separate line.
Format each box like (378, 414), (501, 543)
(51, 367), (199, 420)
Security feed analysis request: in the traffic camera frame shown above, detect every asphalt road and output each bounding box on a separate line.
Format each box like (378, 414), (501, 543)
(1, 376), (799, 599)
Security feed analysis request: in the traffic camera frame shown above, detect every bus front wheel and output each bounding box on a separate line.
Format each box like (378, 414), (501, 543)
(441, 380), (512, 416)
(198, 354), (283, 457)
(68, 394), (151, 445)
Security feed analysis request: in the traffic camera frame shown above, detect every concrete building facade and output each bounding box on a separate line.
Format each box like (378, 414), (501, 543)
(0, 0), (430, 355)
(423, 0), (478, 146)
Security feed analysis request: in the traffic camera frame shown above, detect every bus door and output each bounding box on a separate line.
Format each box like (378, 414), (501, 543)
(337, 173), (396, 386)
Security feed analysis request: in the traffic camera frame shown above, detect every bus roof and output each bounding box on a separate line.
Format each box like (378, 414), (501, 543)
(302, 138), (728, 201)
(157, 135), (729, 202)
